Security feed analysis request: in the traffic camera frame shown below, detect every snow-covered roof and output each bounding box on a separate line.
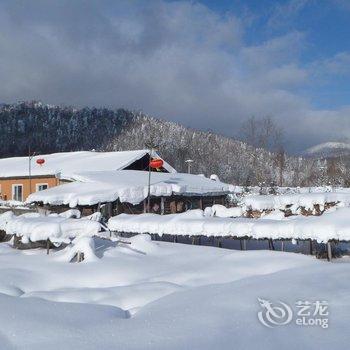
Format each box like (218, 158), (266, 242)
(108, 207), (350, 243)
(27, 170), (234, 207)
(2, 211), (102, 244)
(0, 150), (176, 179)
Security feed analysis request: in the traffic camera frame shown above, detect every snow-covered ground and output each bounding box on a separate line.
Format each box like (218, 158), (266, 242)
(0, 236), (349, 349)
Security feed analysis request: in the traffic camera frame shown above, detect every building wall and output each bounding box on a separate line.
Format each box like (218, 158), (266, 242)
(0, 176), (58, 201)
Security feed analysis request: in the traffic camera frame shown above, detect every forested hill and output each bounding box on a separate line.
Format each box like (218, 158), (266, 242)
(0, 101), (134, 157)
(0, 101), (345, 186)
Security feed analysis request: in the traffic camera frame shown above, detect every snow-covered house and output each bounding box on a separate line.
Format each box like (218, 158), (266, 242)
(27, 170), (233, 217)
(0, 150), (174, 202)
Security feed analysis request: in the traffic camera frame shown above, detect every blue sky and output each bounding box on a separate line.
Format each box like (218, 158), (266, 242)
(0, 0), (349, 152)
(202, 0), (350, 109)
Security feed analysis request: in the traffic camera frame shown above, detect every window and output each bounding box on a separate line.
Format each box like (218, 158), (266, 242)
(36, 183), (48, 192)
(12, 184), (23, 202)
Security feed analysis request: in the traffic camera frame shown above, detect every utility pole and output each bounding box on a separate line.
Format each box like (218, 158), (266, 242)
(185, 159), (194, 174)
(145, 138), (159, 213)
(28, 147), (36, 195)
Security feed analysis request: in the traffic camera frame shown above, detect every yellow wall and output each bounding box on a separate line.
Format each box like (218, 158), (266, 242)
(0, 177), (58, 201)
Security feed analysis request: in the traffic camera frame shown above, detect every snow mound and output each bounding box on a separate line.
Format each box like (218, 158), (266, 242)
(57, 236), (98, 262)
(58, 209), (81, 219)
(211, 204), (243, 218)
(126, 234), (160, 254)
(0, 285), (24, 297)
(210, 174), (219, 181)
(0, 211), (15, 230)
(85, 212), (103, 222)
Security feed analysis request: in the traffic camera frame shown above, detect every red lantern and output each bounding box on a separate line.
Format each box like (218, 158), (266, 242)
(36, 158), (45, 166)
(149, 158), (164, 169)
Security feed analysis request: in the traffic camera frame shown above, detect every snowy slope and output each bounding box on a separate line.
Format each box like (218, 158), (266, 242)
(0, 238), (348, 349)
(304, 142), (350, 158)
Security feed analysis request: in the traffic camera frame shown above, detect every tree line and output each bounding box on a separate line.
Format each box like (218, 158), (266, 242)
(0, 101), (348, 187)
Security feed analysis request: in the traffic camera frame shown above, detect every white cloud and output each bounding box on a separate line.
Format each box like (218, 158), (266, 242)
(318, 52), (350, 76)
(0, 0), (349, 152)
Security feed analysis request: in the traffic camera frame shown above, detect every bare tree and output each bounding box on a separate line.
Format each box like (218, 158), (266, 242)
(240, 116), (285, 185)
(240, 116), (283, 151)
(275, 146), (285, 187)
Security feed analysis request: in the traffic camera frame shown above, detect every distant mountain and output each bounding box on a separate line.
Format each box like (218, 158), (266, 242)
(304, 142), (350, 158)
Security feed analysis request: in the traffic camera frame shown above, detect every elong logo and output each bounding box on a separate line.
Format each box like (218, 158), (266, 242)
(257, 298), (293, 328)
(257, 298), (329, 329)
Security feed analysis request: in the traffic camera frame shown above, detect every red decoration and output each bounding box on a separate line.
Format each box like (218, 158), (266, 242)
(149, 158), (163, 169)
(36, 158), (45, 166)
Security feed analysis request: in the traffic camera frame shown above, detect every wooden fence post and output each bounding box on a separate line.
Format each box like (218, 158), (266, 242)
(309, 239), (313, 255)
(107, 202), (113, 218)
(77, 251), (84, 262)
(199, 198), (203, 210)
(46, 238), (50, 255)
(218, 238), (222, 248)
(161, 197), (165, 215)
(327, 241), (332, 262)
